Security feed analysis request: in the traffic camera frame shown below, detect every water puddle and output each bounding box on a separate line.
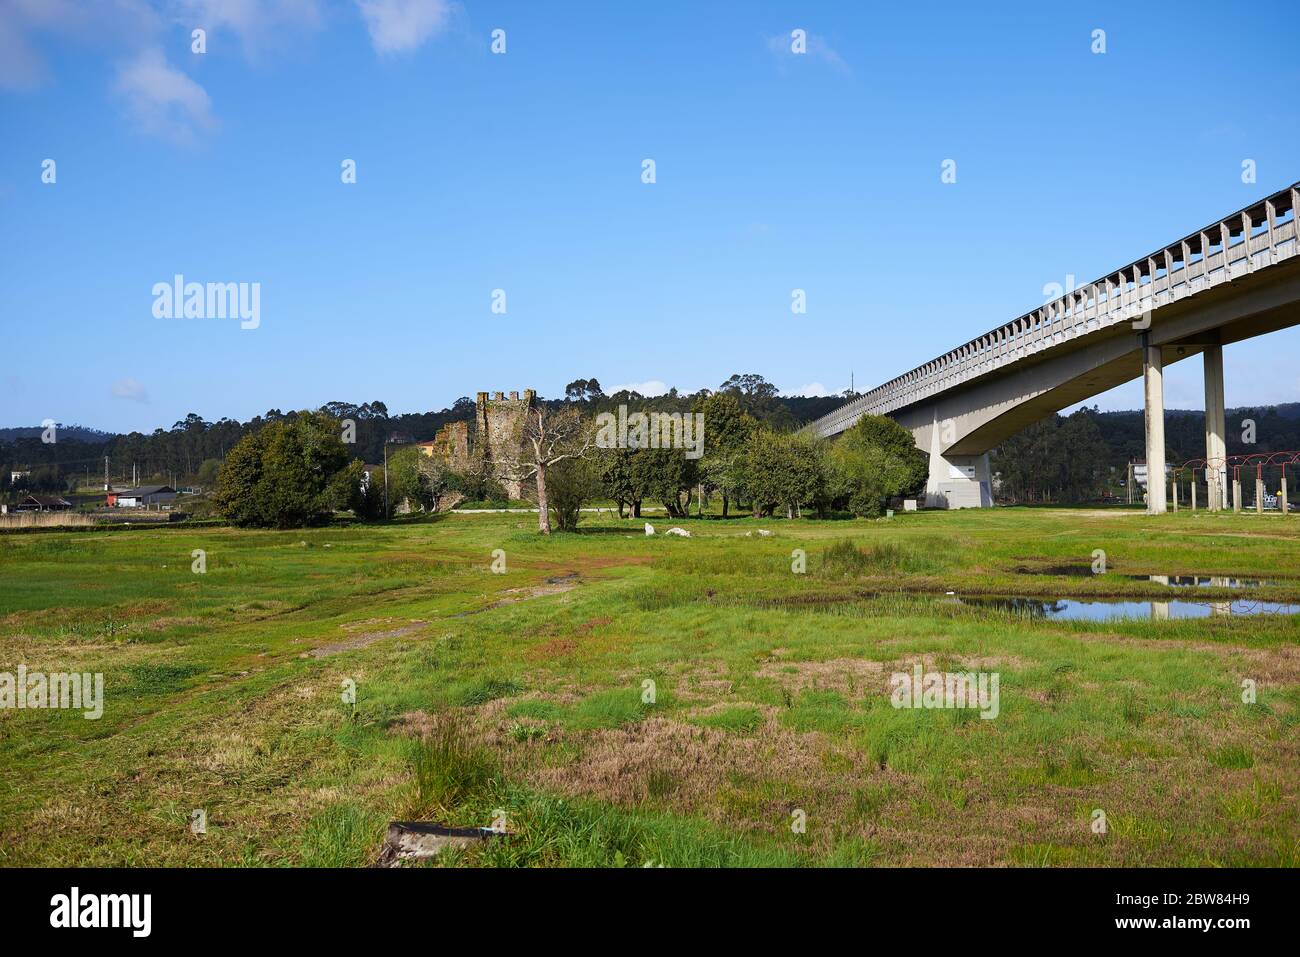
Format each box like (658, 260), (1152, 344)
(959, 596), (1300, 621)
(1015, 567), (1274, 588)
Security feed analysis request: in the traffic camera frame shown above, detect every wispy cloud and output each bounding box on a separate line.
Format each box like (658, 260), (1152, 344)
(783, 382), (846, 398)
(608, 380), (670, 398)
(0, 0), (159, 90)
(355, 0), (454, 54)
(114, 48), (216, 145)
(766, 30), (850, 75)
(0, 3), (49, 90)
(179, 0), (325, 58)
(111, 377), (150, 403)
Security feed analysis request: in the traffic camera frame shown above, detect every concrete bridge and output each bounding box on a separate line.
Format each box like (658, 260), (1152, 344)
(807, 182), (1300, 511)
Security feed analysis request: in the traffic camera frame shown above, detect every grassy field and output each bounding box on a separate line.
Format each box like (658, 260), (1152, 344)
(1, 508), (1297, 867)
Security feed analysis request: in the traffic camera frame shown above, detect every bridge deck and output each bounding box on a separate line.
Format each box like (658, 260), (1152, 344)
(810, 183), (1300, 438)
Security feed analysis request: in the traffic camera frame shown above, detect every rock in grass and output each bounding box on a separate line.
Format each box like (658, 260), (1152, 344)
(376, 821), (505, 867)
(645, 523), (655, 536)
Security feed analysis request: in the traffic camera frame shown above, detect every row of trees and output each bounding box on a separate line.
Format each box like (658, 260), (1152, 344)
(990, 409), (1113, 503)
(0, 373), (852, 501)
(205, 388), (927, 532)
(592, 408), (926, 524)
(18, 370), (1293, 516)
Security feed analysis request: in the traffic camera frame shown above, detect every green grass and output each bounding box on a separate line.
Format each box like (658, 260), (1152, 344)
(693, 705), (764, 733)
(1, 506), (1298, 866)
(406, 713), (498, 816)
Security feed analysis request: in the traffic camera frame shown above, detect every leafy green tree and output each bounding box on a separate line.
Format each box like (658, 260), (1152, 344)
(695, 392), (755, 517)
(740, 429), (814, 517)
(631, 448), (698, 517)
(598, 449), (639, 517)
(595, 445), (701, 518)
(564, 378), (605, 404)
(196, 457), (222, 489)
(717, 372), (792, 427)
(826, 414), (927, 516)
(385, 447), (442, 513)
(991, 409), (1110, 503)
(545, 456), (600, 531)
(211, 411), (360, 528)
(209, 433), (264, 526)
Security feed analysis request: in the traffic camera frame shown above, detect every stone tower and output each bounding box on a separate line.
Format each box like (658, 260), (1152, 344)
(474, 390), (536, 498)
(419, 389), (536, 500)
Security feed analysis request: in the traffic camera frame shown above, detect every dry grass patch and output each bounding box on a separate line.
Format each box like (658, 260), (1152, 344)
(755, 657), (885, 697)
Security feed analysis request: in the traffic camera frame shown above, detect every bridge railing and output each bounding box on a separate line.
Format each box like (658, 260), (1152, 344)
(809, 183), (1300, 438)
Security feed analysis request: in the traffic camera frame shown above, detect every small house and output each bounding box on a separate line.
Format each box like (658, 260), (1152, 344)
(108, 485), (177, 508)
(15, 494), (72, 512)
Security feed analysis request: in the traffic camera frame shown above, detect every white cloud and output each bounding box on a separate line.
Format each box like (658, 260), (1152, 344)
(608, 380), (670, 398)
(179, 0), (324, 57)
(0, 6), (48, 90)
(111, 377), (149, 403)
(355, 0), (453, 54)
(114, 48), (216, 145)
(766, 31), (849, 75)
(0, 0), (158, 90)
(783, 382), (845, 398)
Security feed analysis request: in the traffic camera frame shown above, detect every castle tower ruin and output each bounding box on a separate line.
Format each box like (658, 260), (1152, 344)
(419, 389), (536, 500)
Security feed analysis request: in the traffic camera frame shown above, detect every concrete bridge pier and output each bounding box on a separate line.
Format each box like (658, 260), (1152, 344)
(924, 414), (992, 508)
(1142, 335), (1167, 514)
(1203, 345), (1228, 510)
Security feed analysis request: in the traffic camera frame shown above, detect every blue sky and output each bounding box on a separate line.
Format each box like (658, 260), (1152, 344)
(2, 0), (1298, 433)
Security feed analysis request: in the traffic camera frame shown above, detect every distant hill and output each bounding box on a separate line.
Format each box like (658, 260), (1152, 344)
(0, 425), (117, 444)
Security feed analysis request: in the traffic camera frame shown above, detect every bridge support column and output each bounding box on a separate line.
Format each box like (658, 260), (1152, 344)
(1256, 475), (1265, 515)
(1233, 477), (1242, 512)
(923, 414), (991, 508)
(1143, 336), (1167, 514)
(1203, 344), (1228, 511)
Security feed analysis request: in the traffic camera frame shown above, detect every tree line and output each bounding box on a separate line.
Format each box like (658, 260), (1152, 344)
(206, 382), (930, 532)
(3, 371), (1297, 511)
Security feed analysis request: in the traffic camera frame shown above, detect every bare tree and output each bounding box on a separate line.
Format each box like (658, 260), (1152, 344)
(507, 404), (595, 534)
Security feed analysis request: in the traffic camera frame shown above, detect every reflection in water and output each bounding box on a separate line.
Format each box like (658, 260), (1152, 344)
(1128, 575), (1273, 588)
(960, 596), (1300, 621)
(1018, 568), (1274, 588)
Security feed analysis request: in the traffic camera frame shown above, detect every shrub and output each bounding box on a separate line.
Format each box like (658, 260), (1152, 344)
(211, 411), (360, 528)
(545, 457), (600, 531)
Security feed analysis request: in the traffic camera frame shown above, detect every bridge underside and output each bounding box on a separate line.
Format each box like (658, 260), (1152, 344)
(891, 257), (1300, 508)
(807, 183), (1300, 509)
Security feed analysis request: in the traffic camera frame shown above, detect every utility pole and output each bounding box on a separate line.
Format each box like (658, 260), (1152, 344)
(383, 438), (389, 519)
(103, 456), (109, 492)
